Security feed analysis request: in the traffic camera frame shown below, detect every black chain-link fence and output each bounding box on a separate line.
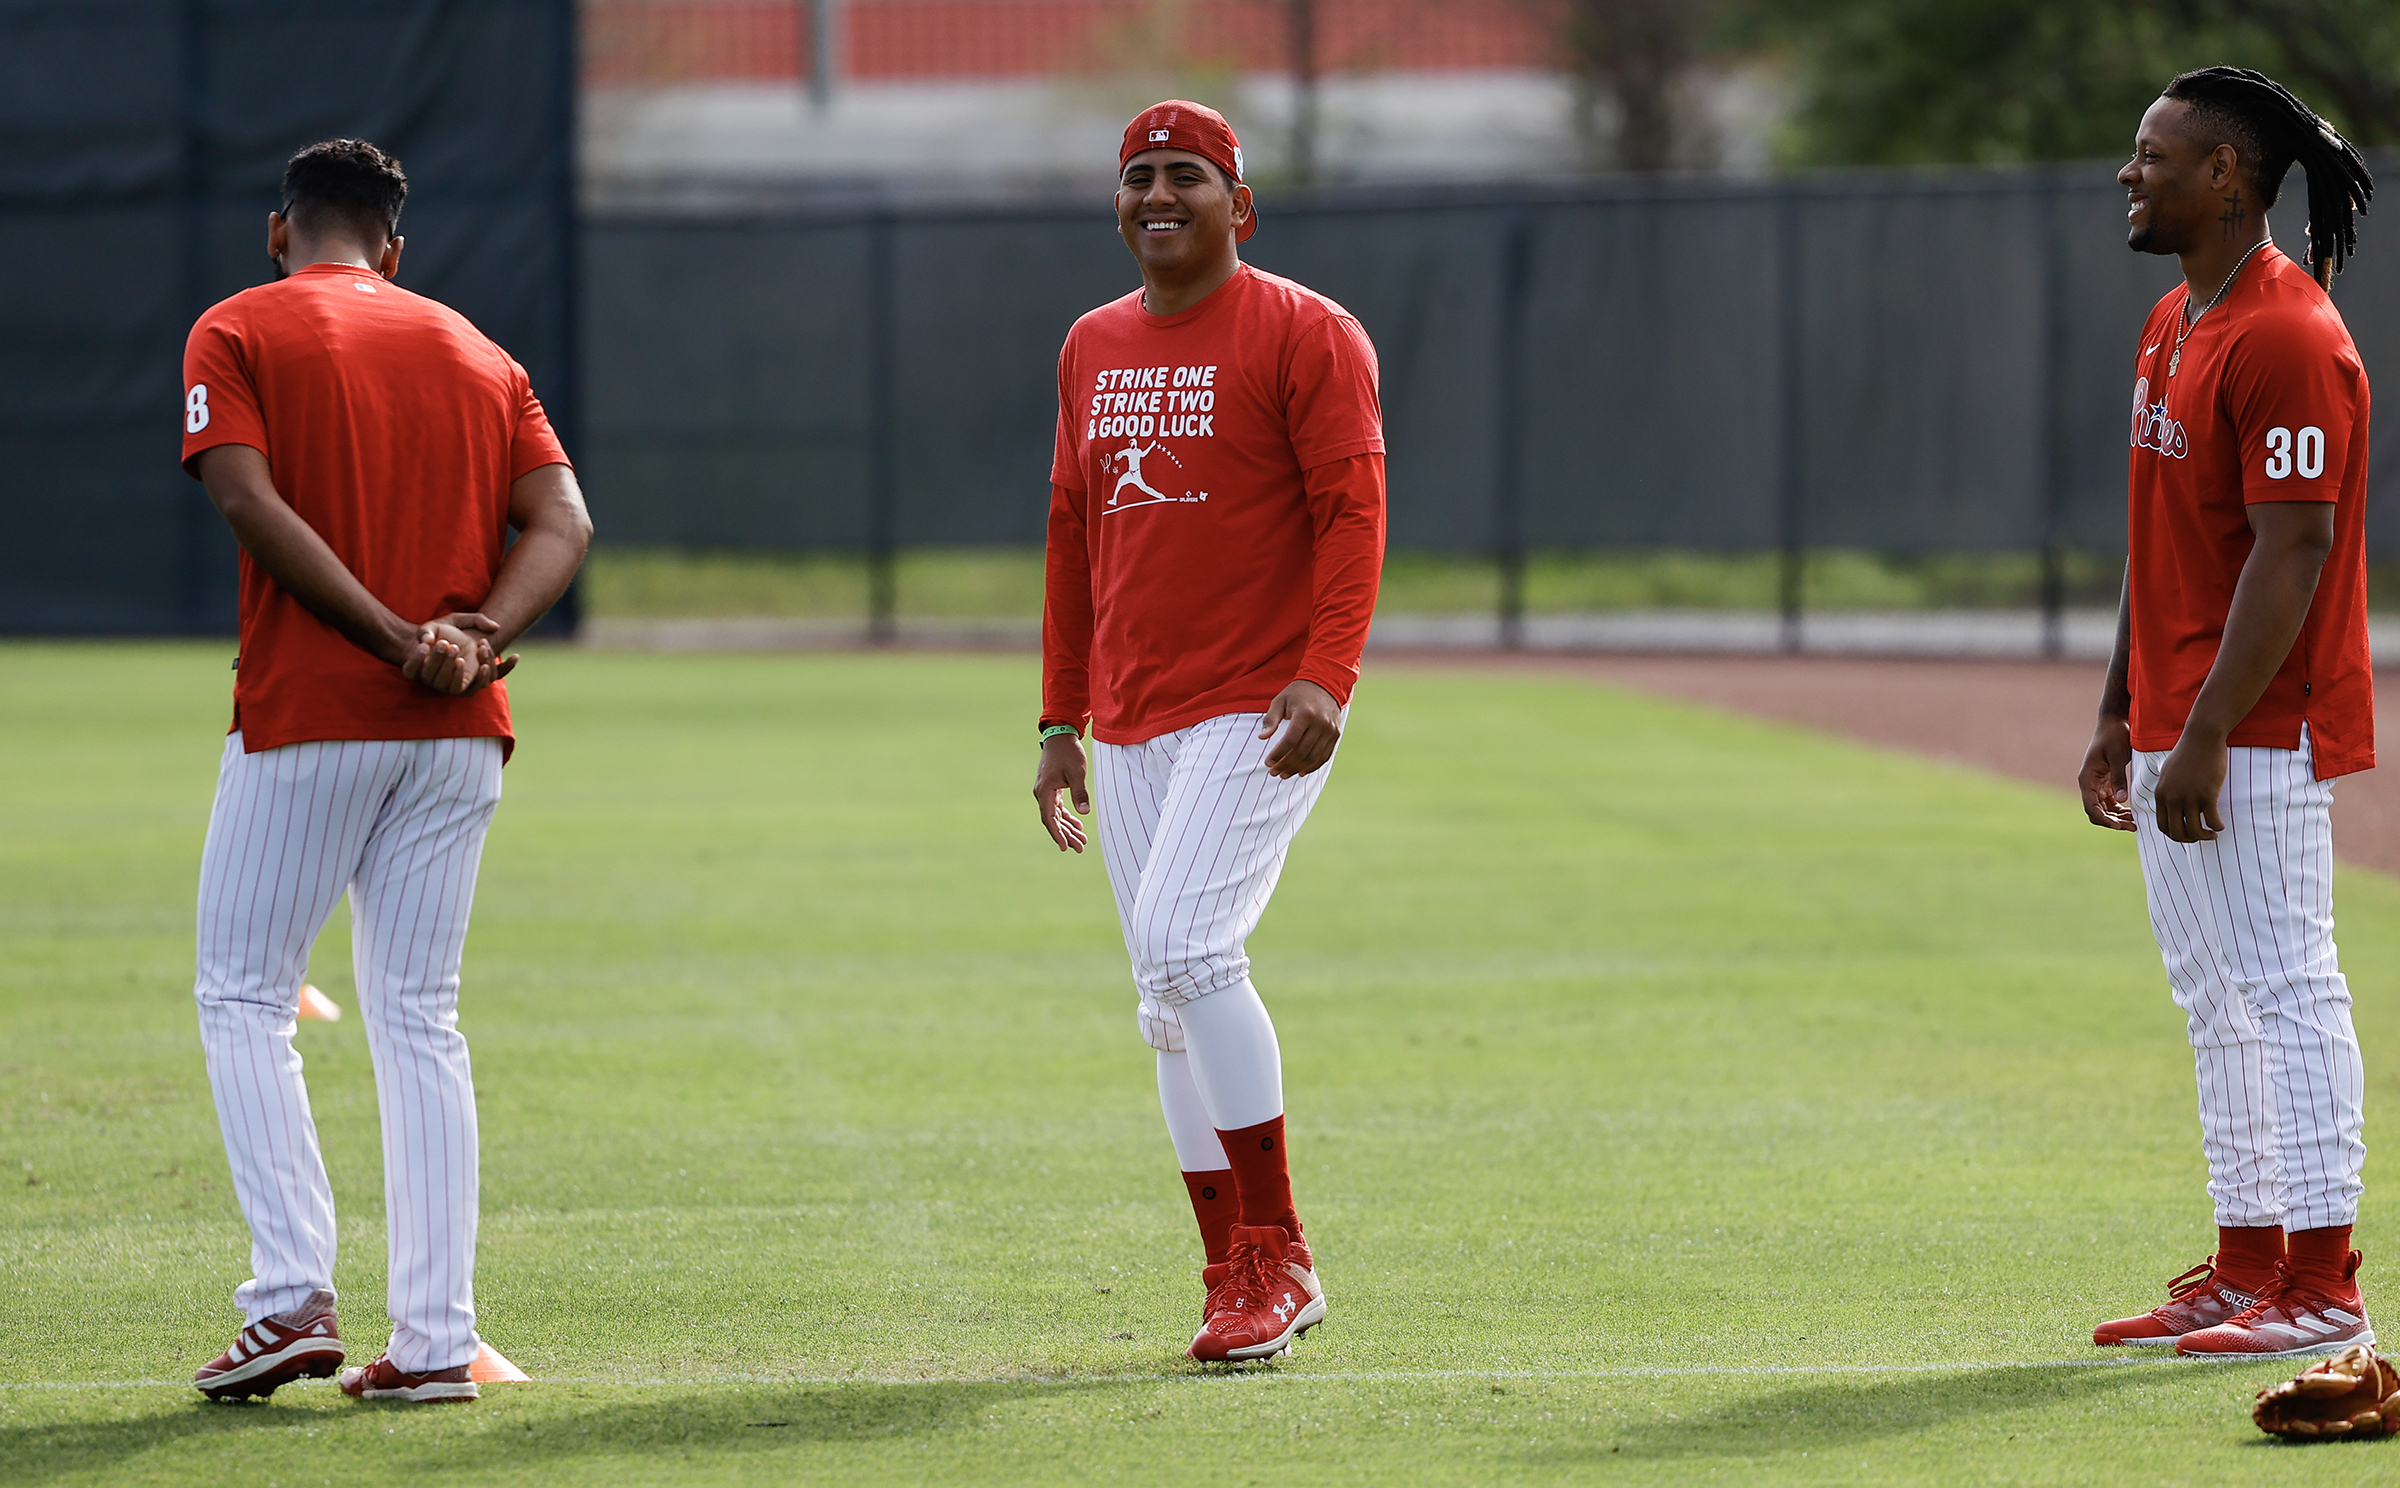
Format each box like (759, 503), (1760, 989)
(584, 162), (2400, 643)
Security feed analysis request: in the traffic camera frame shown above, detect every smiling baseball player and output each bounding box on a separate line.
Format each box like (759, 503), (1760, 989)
(2082, 69), (2376, 1360)
(1033, 101), (1385, 1363)
(181, 140), (590, 1403)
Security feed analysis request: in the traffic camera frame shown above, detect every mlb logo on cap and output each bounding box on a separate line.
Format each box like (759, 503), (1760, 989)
(1150, 129), (1171, 143)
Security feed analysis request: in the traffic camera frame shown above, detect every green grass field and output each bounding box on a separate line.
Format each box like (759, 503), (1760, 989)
(3, 644), (2395, 1484)
(579, 547), (2138, 620)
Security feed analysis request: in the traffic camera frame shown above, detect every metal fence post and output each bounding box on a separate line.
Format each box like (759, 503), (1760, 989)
(178, 0), (213, 635)
(865, 212), (898, 645)
(2038, 175), (2067, 659)
(1775, 188), (1804, 654)
(545, 0), (584, 637)
(809, 0), (838, 113)
(1493, 210), (1532, 651)
(1287, 0), (1318, 185)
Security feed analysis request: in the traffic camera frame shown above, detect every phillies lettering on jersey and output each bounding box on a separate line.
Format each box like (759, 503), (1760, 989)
(2122, 242), (2373, 777)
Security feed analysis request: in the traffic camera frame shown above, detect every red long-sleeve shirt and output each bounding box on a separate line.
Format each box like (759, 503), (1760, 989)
(1042, 265), (1386, 743)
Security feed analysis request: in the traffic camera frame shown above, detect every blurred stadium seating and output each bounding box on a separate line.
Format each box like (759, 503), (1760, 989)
(584, 0), (1565, 85)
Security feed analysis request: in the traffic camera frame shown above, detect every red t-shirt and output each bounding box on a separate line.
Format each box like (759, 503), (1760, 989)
(2126, 245), (2373, 779)
(1042, 264), (1386, 744)
(181, 263), (569, 757)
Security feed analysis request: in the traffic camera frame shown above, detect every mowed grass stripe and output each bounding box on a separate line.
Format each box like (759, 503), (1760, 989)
(2, 643), (2394, 1485)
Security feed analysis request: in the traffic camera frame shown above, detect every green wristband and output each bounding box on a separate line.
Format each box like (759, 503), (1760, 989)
(1039, 724), (1081, 744)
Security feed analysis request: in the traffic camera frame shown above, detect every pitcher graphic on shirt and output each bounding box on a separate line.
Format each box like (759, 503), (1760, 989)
(1108, 441), (1170, 507)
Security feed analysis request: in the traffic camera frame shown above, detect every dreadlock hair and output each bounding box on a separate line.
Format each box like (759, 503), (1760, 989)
(280, 139), (408, 243)
(2161, 67), (2373, 284)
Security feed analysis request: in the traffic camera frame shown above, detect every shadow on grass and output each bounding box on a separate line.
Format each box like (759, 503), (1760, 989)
(1535, 1362), (2180, 1465)
(0, 1379), (1111, 1482)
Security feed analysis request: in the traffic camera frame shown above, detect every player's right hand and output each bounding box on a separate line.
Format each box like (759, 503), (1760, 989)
(1034, 734), (1091, 853)
(402, 614), (512, 696)
(2079, 713), (2136, 832)
(429, 612), (516, 693)
(401, 620), (483, 696)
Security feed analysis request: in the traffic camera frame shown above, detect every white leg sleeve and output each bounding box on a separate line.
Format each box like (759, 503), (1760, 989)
(349, 736), (502, 1374)
(1157, 1051), (1232, 1171)
(1176, 977), (1285, 1132)
(2133, 729), (2365, 1230)
(195, 736), (405, 1324)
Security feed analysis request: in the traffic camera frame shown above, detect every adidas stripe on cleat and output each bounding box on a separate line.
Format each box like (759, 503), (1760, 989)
(2179, 1252), (2376, 1360)
(193, 1293), (345, 1400)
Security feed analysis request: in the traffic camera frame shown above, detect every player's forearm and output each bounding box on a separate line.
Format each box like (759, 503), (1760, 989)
(475, 529), (588, 651)
(1040, 484), (1097, 727)
(198, 448), (415, 665)
(2182, 520), (2331, 743)
(477, 463), (593, 650)
(1041, 597), (1095, 729)
(2098, 561), (2132, 719)
(1295, 455), (1385, 701)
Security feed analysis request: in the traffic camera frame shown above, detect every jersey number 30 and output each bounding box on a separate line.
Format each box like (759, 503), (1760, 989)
(2263, 425), (2324, 480)
(185, 384), (210, 434)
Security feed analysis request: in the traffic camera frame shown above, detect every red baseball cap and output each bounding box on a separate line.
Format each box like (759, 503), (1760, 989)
(1120, 100), (1255, 243)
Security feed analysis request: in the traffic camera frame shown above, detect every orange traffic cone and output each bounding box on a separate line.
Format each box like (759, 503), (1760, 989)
(297, 984), (343, 1022)
(470, 1343), (529, 1383)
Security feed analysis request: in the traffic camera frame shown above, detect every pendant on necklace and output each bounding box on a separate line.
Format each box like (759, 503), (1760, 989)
(2168, 346), (2180, 377)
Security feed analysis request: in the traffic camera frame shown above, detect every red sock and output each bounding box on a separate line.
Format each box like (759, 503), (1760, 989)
(1181, 1171), (1239, 1266)
(1215, 1115), (1299, 1237)
(2216, 1224), (2285, 1290)
(2287, 1225), (2357, 1294)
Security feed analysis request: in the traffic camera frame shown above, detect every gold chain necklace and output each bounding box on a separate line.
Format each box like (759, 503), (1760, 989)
(2170, 238), (2269, 377)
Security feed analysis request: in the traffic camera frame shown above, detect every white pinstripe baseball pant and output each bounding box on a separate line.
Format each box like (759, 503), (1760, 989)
(2131, 727), (2366, 1231)
(1094, 710), (1338, 1156)
(194, 732), (502, 1374)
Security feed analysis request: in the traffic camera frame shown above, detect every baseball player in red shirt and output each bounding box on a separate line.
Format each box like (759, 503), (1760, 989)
(2081, 69), (2377, 1359)
(180, 140), (591, 1403)
(1033, 101), (1385, 1362)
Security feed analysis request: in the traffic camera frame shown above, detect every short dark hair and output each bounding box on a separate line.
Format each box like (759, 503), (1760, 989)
(2161, 67), (2373, 279)
(280, 138), (408, 240)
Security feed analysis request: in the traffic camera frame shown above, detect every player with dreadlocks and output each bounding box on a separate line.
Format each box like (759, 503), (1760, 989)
(2082, 67), (2378, 1358)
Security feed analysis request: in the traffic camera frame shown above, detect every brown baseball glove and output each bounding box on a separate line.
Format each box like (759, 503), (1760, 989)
(2252, 1344), (2400, 1440)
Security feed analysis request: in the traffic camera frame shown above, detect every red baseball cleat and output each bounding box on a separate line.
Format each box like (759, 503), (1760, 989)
(2179, 1253), (2376, 1360)
(1188, 1224), (1326, 1362)
(339, 1351), (480, 1404)
(193, 1292), (345, 1400)
(1200, 1259), (1239, 1326)
(2093, 1259), (2263, 1346)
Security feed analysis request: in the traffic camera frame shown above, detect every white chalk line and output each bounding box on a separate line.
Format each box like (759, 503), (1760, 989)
(1, 1357), (2199, 1392)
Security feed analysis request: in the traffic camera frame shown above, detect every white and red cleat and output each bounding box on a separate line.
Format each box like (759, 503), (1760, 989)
(339, 1351), (480, 1404)
(2178, 1253), (2376, 1360)
(2093, 1259), (2263, 1347)
(193, 1292), (345, 1400)
(1189, 1224), (1326, 1362)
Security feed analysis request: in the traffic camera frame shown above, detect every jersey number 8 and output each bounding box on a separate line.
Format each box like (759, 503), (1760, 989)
(185, 384), (210, 434)
(2264, 425), (2323, 481)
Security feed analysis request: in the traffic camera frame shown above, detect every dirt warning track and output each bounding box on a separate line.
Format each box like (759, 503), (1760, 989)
(1383, 653), (2400, 878)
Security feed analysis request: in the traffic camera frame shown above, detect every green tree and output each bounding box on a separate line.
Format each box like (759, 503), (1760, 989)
(1761, 0), (2400, 166)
